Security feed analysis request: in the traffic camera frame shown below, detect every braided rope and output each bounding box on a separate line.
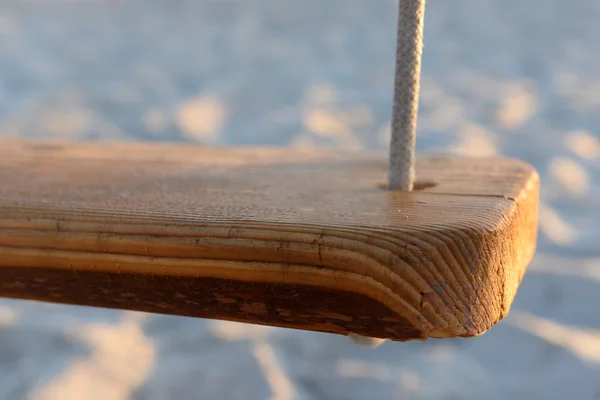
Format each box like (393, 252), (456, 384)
(388, 0), (426, 191)
(350, 0), (426, 348)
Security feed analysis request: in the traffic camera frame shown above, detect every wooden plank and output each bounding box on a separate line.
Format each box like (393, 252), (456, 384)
(0, 139), (539, 341)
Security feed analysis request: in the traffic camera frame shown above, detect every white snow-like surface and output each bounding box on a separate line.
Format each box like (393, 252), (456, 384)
(1, 1), (600, 398)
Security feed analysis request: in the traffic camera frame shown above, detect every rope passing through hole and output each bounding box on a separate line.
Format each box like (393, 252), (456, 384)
(350, 0), (426, 348)
(387, 0), (426, 191)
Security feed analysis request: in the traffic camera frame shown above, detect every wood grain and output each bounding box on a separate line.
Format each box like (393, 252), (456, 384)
(0, 139), (539, 341)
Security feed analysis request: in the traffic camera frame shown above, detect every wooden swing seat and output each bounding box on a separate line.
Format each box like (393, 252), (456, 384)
(0, 139), (538, 341)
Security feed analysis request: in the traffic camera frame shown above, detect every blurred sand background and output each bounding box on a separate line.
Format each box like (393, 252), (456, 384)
(1, 0), (600, 399)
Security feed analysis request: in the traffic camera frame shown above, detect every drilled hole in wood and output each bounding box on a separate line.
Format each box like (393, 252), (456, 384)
(413, 180), (437, 191)
(377, 180), (438, 191)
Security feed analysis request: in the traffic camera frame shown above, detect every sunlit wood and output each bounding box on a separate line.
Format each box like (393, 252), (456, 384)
(0, 140), (538, 341)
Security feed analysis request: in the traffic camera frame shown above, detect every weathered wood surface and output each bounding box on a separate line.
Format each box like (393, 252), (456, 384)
(0, 140), (539, 341)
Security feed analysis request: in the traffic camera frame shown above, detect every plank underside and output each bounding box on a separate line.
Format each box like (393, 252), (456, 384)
(0, 140), (539, 341)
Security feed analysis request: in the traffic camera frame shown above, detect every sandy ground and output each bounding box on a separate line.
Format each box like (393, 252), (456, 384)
(1, 0), (600, 399)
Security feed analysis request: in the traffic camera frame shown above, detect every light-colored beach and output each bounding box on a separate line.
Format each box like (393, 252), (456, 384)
(1, 1), (599, 398)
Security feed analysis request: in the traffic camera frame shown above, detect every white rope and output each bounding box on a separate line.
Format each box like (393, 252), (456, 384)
(349, 0), (426, 348)
(388, 0), (426, 191)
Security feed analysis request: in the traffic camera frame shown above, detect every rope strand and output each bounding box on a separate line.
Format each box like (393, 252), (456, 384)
(388, 0), (426, 191)
(349, 0), (426, 348)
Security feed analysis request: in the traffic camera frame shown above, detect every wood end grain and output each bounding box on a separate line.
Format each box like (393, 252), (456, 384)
(0, 140), (539, 341)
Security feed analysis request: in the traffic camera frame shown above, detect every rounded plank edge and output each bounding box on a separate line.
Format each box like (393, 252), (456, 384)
(0, 140), (539, 341)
